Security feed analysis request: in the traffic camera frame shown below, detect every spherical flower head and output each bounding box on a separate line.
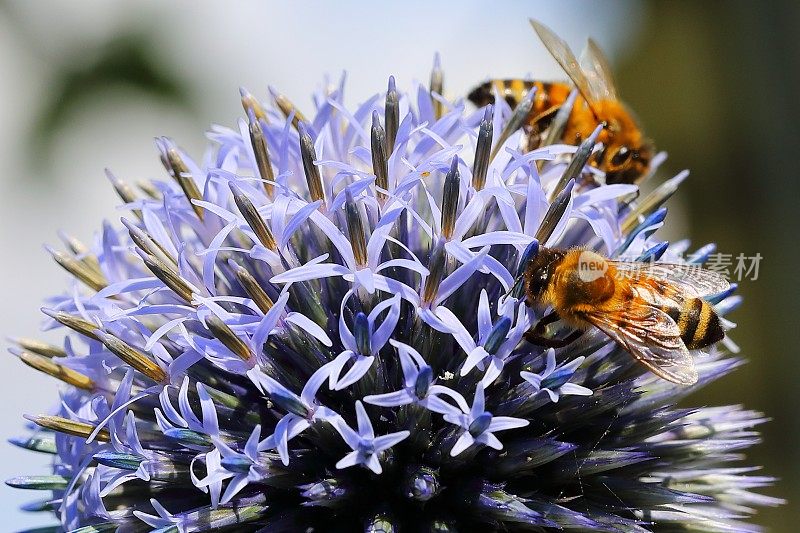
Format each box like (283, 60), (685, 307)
(6, 65), (782, 532)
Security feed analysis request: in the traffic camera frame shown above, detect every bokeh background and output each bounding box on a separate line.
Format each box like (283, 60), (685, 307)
(0, 0), (796, 529)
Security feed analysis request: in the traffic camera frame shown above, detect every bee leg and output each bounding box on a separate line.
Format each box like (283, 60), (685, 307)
(524, 329), (583, 348)
(524, 312), (584, 348)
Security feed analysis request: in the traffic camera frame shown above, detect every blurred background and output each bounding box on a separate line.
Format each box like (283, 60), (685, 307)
(0, 0), (795, 529)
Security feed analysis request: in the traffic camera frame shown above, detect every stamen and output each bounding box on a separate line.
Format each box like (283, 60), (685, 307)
(472, 105), (493, 191)
(136, 249), (195, 304)
(636, 241), (669, 262)
(58, 231), (101, 275)
(12, 338), (66, 358)
(541, 367), (576, 390)
(121, 217), (177, 268)
(47, 246), (108, 292)
(137, 179), (162, 200)
(240, 87), (267, 122)
(229, 182), (277, 251)
(511, 240), (539, 299)
(163, 427), (214, 448)
(344, 189), (368, 267)
(221, 454), (253, 474)
(247, 108), (275, 198)
(298, 122), (325, 203)
(622, 171), (688, 234)
(105, 168), (142, 219)
(540, 89), (578, 148)
(24, 414), (110, 442)
(229, 260), (274, 314)
(41, 308), (101, 341)
(614, 207), (667, 257)
(490, 87), (536, 161)
(422, 238), (446, 304)
(414, 366), (434, 398)
(441, 156), (460, 240)
(94, 451), (145, 471)
(354, 312), (371, 356)
(484, 317), (512, 354)
(93, 330), (168, 383)
(371, 110), (389, 201)
(14, 349), (94, 390)
(162, 140), (205, 220)
(706, 284), (737, 305)
(468, 412), (493, 436)
(205, 314), (253, 362)
(8, 434), (56, 454)
(270, 390), (310, 418)
(385, 76), (399, 155)
(270, 86), (308, 129)
(6, 475), (69, 490)
(688, 243), (716, 264)
(551, 123), (603, 199)
(429, 53), (444, 119)
(535, 179), (574, 243)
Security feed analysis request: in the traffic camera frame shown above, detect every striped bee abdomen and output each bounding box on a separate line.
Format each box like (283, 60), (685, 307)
(669, 298), (724, 350)
(467, 80), (551, 111)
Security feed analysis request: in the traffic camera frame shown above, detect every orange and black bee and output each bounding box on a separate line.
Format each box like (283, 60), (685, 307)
(469, 20), (654, 185)
(522, 247), (728, 385)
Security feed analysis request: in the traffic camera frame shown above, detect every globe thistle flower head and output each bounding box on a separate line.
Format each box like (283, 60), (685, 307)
(7, 60), (783, 532)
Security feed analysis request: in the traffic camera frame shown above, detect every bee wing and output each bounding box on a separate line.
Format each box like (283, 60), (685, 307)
(529, 19), (598, 107)
(611, 261), (730, 299)
(580, 38), (619, 102)
(584, 302), (698, 385)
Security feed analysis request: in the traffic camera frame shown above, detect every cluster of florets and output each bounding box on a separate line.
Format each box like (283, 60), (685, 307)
(7, 69), (781, 532)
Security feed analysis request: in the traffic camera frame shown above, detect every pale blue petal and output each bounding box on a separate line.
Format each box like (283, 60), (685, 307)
(364, 389), (415, 407)
(335, 356), (374, 390)
(373, 430), (410, 452)
(450, 432), (474, 457)
(285, 312), (333, 347)
(476, 431), (503, 450)
(487, 416), (529, 433)
(369, 295), (401, 352)
(477, 290), (492, 343)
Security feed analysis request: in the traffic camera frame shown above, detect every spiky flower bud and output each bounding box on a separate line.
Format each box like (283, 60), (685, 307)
(7, 62), (781, 532)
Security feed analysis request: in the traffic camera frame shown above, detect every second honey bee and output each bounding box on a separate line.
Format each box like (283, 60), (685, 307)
(522, 247), (729, 385)
(468, 19), (654, 185)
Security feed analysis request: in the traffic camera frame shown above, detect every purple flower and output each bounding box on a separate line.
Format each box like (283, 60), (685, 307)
(248, 363), (339, 466)
(363, 340), (468, 414)
(332, 401), (409, 474)
(327, 293), (401, 390)
(521, 348), (593, 402)
(6, 61), (780, 532)
(439, 385), (529, 456)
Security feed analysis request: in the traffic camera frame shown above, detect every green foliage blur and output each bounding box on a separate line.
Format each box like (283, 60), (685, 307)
(618, 1), (800, 529)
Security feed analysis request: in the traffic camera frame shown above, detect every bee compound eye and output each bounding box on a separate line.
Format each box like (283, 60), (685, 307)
(610, 146), (632, 166)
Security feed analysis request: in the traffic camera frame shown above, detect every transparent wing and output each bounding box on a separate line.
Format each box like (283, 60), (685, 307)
(580, 38), (619, 101)
(611, 261), (730, 299)
(584, 302), (698, 385)
(529, 19), (597, 107)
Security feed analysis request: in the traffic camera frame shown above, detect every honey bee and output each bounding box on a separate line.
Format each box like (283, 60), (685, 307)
(468, 19), (654, 185)
(522, 247), (729, 385)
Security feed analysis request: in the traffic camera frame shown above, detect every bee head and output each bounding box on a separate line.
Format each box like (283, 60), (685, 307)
(603, 139), (654, 185)
(592, 103), (654, 185)
(523, 247), (564, 304)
